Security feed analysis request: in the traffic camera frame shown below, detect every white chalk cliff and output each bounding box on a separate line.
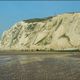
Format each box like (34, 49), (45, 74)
(0, 13), (80, 51)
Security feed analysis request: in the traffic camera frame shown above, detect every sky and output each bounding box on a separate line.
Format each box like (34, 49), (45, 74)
(0, 1), (80, 35)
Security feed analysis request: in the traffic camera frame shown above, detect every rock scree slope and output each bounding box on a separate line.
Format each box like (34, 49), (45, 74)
(0, 13), (80, 51)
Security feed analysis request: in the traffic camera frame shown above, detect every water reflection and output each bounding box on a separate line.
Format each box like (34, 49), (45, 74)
(0, 54), (80, 80)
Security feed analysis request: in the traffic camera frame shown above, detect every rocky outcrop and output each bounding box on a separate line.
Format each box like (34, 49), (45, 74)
(0, 13), (80, 51)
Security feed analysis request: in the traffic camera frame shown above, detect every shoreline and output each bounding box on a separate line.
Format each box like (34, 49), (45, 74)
(0, 50), (79, 55)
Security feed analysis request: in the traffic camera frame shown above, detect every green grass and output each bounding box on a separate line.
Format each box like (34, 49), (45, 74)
(23, 16), (53, 23)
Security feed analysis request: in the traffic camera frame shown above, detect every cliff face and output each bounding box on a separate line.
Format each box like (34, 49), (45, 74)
(0, 13), (80, 51)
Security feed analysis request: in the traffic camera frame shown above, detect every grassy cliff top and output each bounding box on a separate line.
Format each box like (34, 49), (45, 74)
(23, 12), (79, 23)
(23, 16), (53, 23)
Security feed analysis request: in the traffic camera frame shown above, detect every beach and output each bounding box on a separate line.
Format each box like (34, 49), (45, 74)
(0, 52), (80, 80)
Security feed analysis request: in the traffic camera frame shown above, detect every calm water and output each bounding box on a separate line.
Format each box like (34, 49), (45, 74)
(0, 53), (80, 80)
